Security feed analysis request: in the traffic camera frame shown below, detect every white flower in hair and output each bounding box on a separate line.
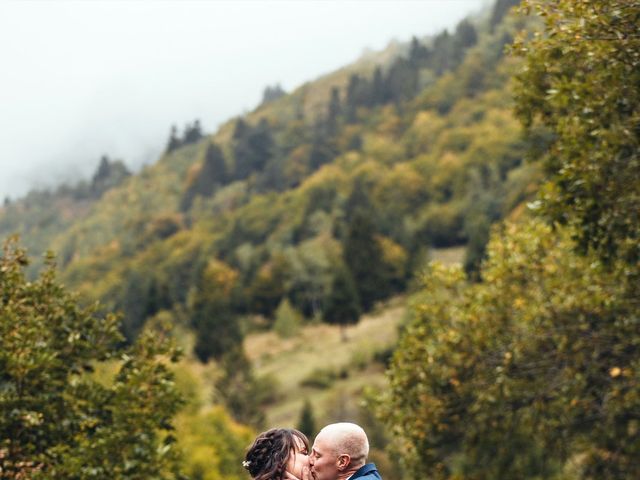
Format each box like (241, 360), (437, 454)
(242, 460), (251, 468)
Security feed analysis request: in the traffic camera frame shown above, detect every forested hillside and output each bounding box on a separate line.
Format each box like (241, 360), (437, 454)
(0, 0), (527, 348)
(3, 0), (637, 478)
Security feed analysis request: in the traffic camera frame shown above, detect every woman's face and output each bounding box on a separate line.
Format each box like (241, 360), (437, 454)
(286, 435), (309, 479)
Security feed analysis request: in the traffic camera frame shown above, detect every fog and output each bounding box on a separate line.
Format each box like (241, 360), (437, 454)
(0, 0), (488, 200)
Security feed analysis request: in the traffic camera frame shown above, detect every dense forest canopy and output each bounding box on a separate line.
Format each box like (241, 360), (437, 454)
(0, 0), (528, 349)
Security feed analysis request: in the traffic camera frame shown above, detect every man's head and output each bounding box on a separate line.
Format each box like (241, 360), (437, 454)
(309, 423), (369, 480)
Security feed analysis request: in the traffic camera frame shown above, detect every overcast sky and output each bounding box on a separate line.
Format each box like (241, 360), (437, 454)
(0, 0), (488, 200)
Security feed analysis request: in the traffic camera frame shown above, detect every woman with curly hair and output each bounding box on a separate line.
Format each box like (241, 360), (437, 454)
(243, 428), (310, 480)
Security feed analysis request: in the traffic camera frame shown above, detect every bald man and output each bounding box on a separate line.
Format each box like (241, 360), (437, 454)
(308, 422), (382, 480)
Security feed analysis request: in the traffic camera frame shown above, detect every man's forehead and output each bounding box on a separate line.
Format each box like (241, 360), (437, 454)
(312, 434), (331, 454)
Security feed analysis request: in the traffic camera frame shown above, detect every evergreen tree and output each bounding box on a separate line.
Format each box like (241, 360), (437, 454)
(430, 30), (454, 75)
(118, 270), (159, 341)
(166, 124), (181, 153)
(371, 66), (385, 105)
(453, 19), (478, 65)
(180, 142), (228, 211)
(233, 117), (248, 140)
(346, 74), (373, 121)
(344, 179), (373, 225)
(323, 266), (361, 340)
(297, 399), (317, 439)
(183, 119), (203, 145)
(454, 19), (478, 50)
(384, 58), (418, 103)
(144, 278), (171, 319)
(345, 74), (361, 122)
(489, 0), (520, 32)
(261, 84), (286, 104)
(248, 118), (274, 170)
(408, 36), (429, 68)
(233, 118), (274, 180)
(91, 155), (131, 197)
(326, 86), (341, 136)
(94, 155), (110, 183)
(308, 140), (335, 171)
(216, 347), (266, 429)
(343, 209), (387, 311)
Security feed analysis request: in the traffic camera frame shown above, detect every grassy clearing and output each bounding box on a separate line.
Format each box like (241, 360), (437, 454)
(244, 297), (406, 427)
(429, 245), (466, 265)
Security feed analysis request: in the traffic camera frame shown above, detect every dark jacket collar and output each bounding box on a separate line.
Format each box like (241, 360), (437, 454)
(350, 463), (380, 479)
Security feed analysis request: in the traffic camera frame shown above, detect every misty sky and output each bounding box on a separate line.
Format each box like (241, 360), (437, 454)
(0, 0), (488, 200)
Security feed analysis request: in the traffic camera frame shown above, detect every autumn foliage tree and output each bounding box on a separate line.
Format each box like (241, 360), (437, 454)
(0, 238), (184, 478)
(381, 1), (640, 478)
(383, 221), (639, 478)
(514, 0), (640, 266)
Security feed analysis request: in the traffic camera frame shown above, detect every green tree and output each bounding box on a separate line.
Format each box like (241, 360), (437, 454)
(327, 86), (342, 136)
(183, 119), (203, 145)
(384, 58), (418, 103)
(382, 221), (640, 479)
(381, 2), (640, 477)
(189, 259), (242, 363)
(165, 124), (181, 153)
(323, 266), (361, 340)
(296, 399), (317, 439)
(489, 0), (520, 32)
(346, 74), (371, 122)
(181, 142), (228, 211)
(215, 347), (266, 429)
(343, 209), (389, 311)
(233, 118), (274, 180)
(273, 297), (302, 339)
(248, 255), (290, 318)
(514, 0), (640, 264)
(117, 269), (158, 341)
(408, 36), (429, 67)
(453, 19), (478, 62)
(430, 30), (454, 75)
(91, 155), (131, 198)
(308, 140), (336, 171)
(371, 66), (385, 105)
(0, 238), (183, 478)
(261, 83), (286, 105)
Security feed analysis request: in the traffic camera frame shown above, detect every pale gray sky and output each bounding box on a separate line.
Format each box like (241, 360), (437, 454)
(0, 0), (488, 200)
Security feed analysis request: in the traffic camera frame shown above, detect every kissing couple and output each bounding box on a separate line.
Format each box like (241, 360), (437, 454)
(243, 422), (381, 480)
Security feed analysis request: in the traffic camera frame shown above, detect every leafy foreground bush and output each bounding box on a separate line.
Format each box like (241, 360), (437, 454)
(380, 2), (640, 477)
(382, 220), (639, 479)
(0, 237), (184, 479)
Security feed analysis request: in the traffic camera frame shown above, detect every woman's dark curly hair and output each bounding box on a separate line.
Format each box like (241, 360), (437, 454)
(244, 428), (309, 480)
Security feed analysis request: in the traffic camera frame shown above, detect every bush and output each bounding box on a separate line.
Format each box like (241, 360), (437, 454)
(300, 367), (348, 389)
(273, 298), (302, 338)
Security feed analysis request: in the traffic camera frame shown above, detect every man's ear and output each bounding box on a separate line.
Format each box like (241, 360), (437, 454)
(336, 454), (351, 471)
